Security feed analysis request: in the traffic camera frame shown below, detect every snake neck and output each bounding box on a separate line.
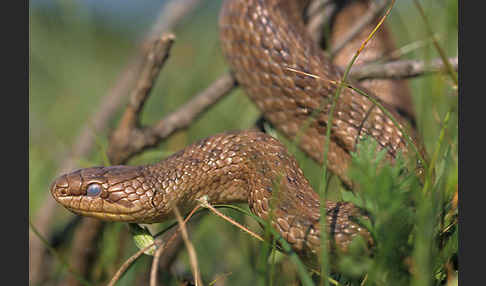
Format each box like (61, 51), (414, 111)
(144, 131), (318, 220)
(143, 131), (371, 263)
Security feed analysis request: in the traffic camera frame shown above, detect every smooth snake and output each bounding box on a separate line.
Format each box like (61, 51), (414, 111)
(50, 0), (428, 267)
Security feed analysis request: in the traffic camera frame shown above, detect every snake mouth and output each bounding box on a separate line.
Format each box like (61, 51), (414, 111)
(55, 196), (145, 222)
(66, 208), (141, 222)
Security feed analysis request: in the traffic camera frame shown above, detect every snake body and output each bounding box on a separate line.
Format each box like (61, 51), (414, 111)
(50, 0), (427, 265)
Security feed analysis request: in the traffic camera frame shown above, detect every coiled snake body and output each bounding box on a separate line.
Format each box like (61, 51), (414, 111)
(50, 0), (427, 266)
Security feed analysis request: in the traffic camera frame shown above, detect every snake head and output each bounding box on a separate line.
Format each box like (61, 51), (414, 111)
(50, 166), (152, 222)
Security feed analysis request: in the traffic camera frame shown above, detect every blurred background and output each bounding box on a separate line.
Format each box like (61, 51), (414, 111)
(29, 0), (458, 285)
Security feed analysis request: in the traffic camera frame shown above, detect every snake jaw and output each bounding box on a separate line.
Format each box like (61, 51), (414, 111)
(58, 197), (146, 222)
(52, 191), (147, 222)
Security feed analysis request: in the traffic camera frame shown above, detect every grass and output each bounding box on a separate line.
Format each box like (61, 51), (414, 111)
(29, 0), (458, 285)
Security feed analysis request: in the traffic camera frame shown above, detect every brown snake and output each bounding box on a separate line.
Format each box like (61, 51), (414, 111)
(50, 0), (428, 267)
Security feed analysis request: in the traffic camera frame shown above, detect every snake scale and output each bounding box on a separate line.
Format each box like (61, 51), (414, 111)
(50, 0), (428, 266)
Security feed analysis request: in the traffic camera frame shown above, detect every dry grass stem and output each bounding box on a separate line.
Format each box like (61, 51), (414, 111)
(149, 205), (202, 286)
(412, 0), (458, 86)
(172, 206), (203, 286)
(108, 239), (162, 286)
(197, 197), (264, 242)
(149, 239), (167, 286)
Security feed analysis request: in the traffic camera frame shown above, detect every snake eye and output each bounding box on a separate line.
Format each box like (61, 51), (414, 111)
(86, 183), (102, 197)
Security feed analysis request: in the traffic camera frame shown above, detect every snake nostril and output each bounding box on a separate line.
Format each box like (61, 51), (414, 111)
(50, 174), (69, 197)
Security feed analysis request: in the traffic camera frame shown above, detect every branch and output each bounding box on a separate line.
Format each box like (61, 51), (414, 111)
(105, 33), (176, 165)
(107, 73), (236, 165)
(129, 34), (176, 123)
(155, 74), (237, 135)
(350, 57), (458, 80)
(147, 0), (202, 40)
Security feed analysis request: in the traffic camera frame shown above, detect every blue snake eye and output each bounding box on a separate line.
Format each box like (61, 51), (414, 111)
(86, 183), (102, 197)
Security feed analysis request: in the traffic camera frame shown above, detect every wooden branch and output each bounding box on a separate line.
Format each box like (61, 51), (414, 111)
(350, 57), (458, 80)
(107, 73), (236, 165)
(106, 33), (175, 165)
(147, 0), (203, 40)
(128, 34), (175, 125)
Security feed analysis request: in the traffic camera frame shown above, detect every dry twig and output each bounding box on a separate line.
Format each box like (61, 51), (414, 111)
(108, 240), (163, 286)
(149, 238), (168, 286)
(107, 33), (176, 166)
(107, 73), (236, 164)
(350, 57), (458, 80)
(197, 198), (264, 243)
(170, 207), (203, 286)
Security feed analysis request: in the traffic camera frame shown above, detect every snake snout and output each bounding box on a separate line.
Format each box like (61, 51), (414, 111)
(50, 169), (87, 200)
(50, 174), (70, 200)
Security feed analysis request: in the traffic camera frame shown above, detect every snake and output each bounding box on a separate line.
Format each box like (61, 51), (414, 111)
(50, 0), (428, 267)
